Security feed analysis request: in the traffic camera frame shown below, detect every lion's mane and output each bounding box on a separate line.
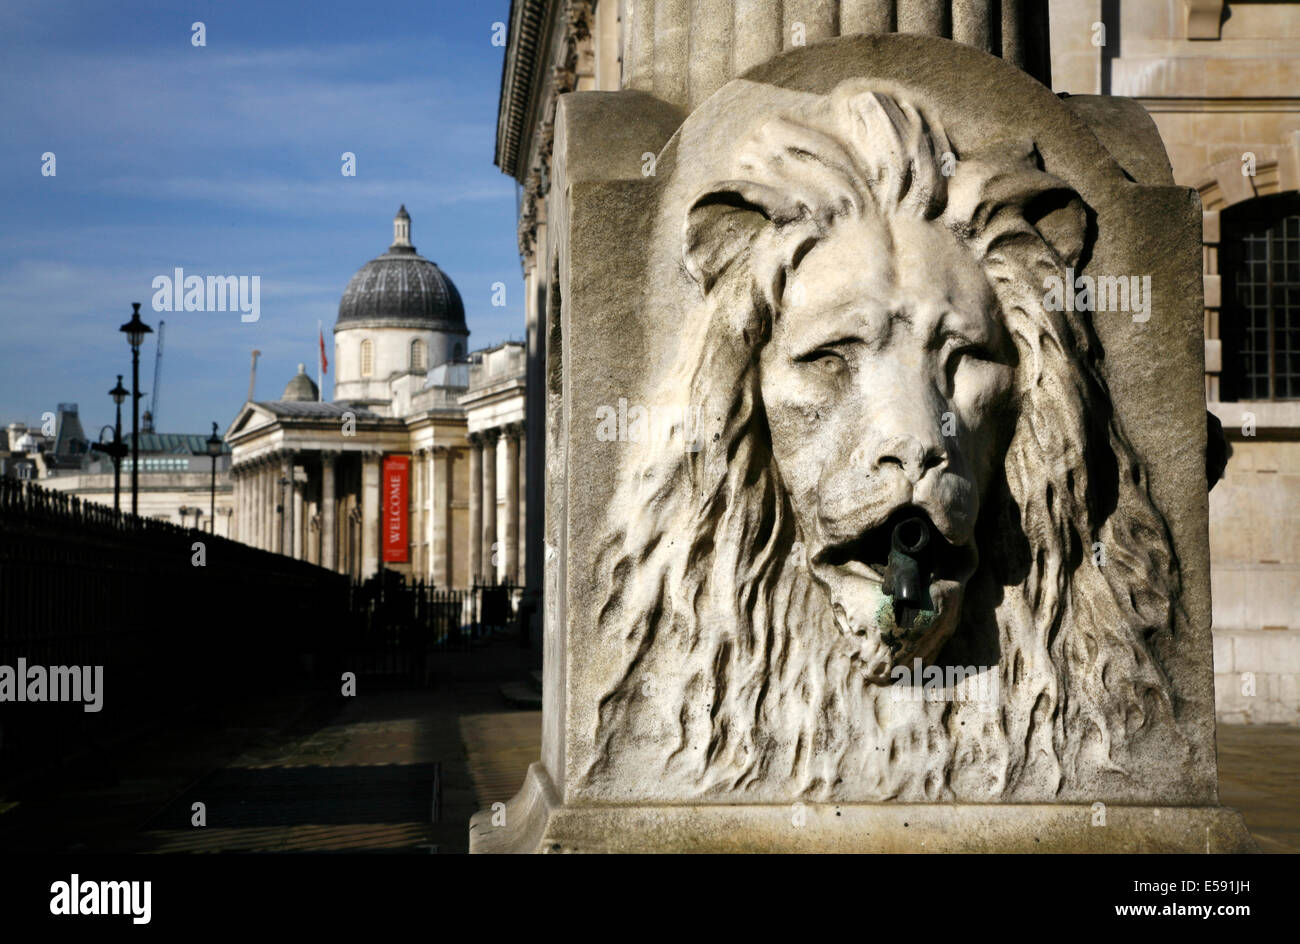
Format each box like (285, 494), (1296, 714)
(585, 82), (1184, 802)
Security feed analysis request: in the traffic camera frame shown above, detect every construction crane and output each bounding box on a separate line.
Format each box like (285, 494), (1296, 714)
(147, 320), (165, 431)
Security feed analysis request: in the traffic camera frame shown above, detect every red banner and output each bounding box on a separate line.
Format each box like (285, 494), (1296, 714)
(382, 455), (409, 563)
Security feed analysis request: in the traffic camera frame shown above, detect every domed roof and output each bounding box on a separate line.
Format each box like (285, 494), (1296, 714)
(337, 206), (466, 330)
(282, 364), (319, 402)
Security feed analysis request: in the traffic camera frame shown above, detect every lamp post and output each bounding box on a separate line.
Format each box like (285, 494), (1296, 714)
(206, 422), (223, 534)
(118, 303), (153, 517)
(89, 375), (130, 512)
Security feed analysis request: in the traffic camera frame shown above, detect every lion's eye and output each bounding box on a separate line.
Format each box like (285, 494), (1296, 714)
(796, 349), (845, 374)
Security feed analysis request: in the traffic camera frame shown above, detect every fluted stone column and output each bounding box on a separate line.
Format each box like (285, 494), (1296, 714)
(504, 423), (522, 584)
(433, 447), (453, 587)
(264, 460), (274, 552)
(257, 461), (268, 550)
(621, 0), (1050, 109)
(254, 467), (261, 546)
(409, 448), (422, 576)
(517, 433), (527, 582)
(292, 471), (304, 560)
(275, 453), (289, 555)
(240, 467), (249, 544)
(482, 429), (499, 583)
(246, 463), (255, 548)
(321, 451), (337, 571)
(233, 467), (242, 542)
(425, 447), (435, 581)
(468, 433), (483, 583)
(361, 451), (381, 578)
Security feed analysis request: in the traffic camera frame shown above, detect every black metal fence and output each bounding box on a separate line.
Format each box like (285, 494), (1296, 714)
(0, 478), (351, 786)
(0, 479), (522, 786)
(336, 573), (523, 684)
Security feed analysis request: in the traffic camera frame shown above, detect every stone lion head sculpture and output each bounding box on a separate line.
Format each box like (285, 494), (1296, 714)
(586, 81), (1185, 802)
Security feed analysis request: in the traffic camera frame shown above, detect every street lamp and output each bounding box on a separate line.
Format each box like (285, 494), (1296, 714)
(118, 303), (153, 517)
(89, 375), (130, 512)
(206, 422), (223, 534)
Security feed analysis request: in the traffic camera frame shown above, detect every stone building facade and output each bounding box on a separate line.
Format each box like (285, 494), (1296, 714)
(224, 208), (527, 589)
(1049, 0), (1300, 722)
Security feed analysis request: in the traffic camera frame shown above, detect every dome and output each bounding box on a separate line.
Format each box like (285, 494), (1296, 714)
(336, 206), (466, 330)
(282, 364), (319, 402)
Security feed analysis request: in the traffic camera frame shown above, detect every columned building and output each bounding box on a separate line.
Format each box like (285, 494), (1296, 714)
(225, 209), (527, 588)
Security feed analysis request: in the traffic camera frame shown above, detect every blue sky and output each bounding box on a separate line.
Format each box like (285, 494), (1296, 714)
(0, 0), (520, 438)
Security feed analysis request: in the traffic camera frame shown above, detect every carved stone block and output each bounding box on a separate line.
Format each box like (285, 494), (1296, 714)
(472, 34), (1255, 853)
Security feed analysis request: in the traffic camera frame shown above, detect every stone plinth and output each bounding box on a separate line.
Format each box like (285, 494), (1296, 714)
(473, 33), (1255, 853)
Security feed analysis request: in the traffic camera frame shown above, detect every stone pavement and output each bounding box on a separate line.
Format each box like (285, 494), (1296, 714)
(1215, 724), (1300, 854)
(2, 679), (1294, 853)
(130, 709), (1299, 854)
(133, 682), (538, 854)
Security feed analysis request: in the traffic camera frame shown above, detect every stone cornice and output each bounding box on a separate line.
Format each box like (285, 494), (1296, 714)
(508, 0), (593, 265)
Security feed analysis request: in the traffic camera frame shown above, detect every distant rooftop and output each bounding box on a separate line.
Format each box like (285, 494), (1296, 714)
(127, 431), (231, 455)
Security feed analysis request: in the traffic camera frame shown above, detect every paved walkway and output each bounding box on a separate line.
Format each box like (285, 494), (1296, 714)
(129, 713), (1300, 854)
(133, 683), (535, 854)
(1216, 724), (1299, 853)
(3, 684), (1294, 853)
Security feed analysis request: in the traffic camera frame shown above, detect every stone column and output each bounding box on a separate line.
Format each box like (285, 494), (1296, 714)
(263, 460), (274, 552)
(619, 0), (1050, 109)
(468, 433), (483, 583)
(482, 428), (499, 583)
(504, 423), (522, 584)
(293, 471), (304, 560)
(263, 460), (273, 551)
(240, 467), (249, 544)
(260, 460), (270, 551)
(517, 433), (527, 583)
(361, 451), (381, 578)
(246, 463), (255, 548)
(434, 447), (454, 587)
(425, 447), (436, 581)
(233, 466), (242, 542)
(321, 451), (337, 571)
(409, 448), (422, 576)
(255, 466), (262, 547)
(276, 453), (291, 555)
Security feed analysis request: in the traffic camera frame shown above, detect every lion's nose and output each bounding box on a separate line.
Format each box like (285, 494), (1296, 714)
(861, 434), (946, 484)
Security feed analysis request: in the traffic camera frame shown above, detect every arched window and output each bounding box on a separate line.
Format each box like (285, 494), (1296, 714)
(1220, 193), (1300, 401)
(410, 338), (426, 370)
(360, 339), (373, 377)
(453, 342), (464, 360)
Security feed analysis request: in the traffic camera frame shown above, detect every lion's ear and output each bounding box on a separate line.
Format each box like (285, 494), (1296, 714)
(1024, 188), (1088, 270)
(683, 182), (794, 293)
(947, 141), (1090, 269)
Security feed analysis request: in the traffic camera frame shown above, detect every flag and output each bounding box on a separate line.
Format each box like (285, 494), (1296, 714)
(319, 323), (329, 374)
